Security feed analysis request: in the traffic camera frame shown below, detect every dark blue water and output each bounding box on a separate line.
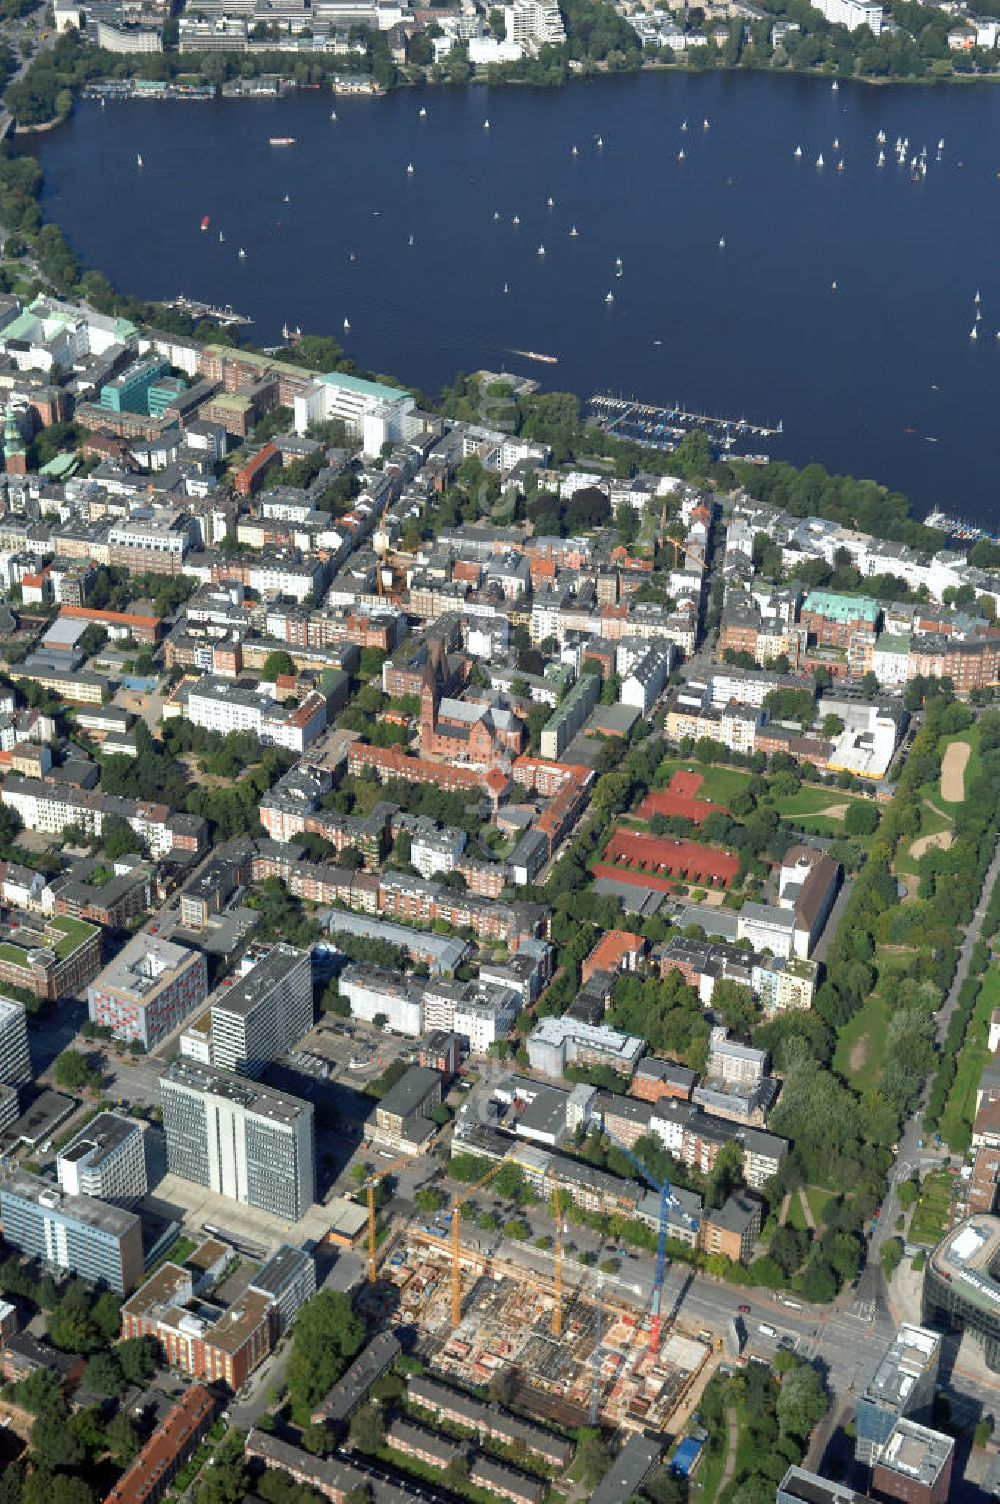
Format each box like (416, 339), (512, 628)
(28, 72), (1000, 521)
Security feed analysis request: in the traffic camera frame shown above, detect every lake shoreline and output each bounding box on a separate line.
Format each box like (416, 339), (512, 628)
(65, 55), (1000, 107)
(25, 72), (1000, 524)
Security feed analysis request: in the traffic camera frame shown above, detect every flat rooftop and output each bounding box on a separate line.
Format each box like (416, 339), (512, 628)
(59, 1111), (141, 1168)
(930, 1214), (1000, 1314)
(94, 932), (197, 1001)
(210, 943), (308, 1021)
(862, 1324), (940, 1413)
(877, 1420), (953, 1486)
(0, 1167), (140, 1237)
(162, 1058), (312, 1127)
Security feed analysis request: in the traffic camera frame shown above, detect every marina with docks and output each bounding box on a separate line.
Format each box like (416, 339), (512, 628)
(588, 393), (783, 462)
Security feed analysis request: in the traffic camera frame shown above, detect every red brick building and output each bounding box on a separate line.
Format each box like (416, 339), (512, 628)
(419, 644), (523, 767)
(60, 604), (164, 645)
(121, 1264), (274, 1391)
(601, 830), (739, 887)
(104, 1386), (216, 1504)
(631, 1057), (696, 1103)
(581, 930), (647, 984)
(234, 443), (281, 497)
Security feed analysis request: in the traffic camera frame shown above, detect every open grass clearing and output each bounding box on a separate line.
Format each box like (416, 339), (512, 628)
(784, 1194), (808, 1232)
(804, 1186), (837, 1227)
(786, 813), (853, 840)
(653, 758), (752, 804)
(767, 785), (868, 820)
(833, 993), (890, 1094)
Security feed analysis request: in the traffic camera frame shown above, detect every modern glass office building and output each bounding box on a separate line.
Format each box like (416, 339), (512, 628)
(923, 1215), (1000, 1372)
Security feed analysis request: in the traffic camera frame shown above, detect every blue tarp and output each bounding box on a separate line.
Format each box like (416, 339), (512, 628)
(670, 1438), (704, 1478)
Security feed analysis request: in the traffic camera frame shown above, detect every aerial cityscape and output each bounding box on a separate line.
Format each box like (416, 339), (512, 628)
(0, 3), (998, 1504)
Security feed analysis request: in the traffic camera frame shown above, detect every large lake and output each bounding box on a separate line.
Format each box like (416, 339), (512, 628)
(27, 71), (1000, 522)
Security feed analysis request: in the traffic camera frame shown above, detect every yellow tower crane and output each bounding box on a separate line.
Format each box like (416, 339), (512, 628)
(549, 1168), (564, 1338)
(364, 1152), (419, 1285)
(449, 1161), (504, 1328)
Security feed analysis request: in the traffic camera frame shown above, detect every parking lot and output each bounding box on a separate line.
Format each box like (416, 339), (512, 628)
(298, 1018), (418, 1083)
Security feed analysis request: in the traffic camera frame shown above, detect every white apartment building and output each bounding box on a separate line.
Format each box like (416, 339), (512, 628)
(183, 678), (327, 754)
(411, 822), (467, 880)
(161, 1060), (315, 1222)
(706, 1028), (768, 1090)
(810, 0), (882, 32)
(210, 944), (313, 1078)
(108, 507), (192, 564)
(293, 372), (418, 458)
(339, 964), (425, 1036)
(422, 978), (520, 1054)
(57, 1112), (148, 1206)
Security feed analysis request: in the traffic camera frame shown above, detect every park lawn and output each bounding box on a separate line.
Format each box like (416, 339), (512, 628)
(908, 1169), (956, 1247)
(653, 758), (753, 804)
(768, 785), (865, 820)
(938, 967), (1000, 1152)
(834, 993), (891, 1095)
(804, 1186), (837, 1227)
(784, 1195), (808, 1232)
(787, 813), (852, 839)
(694, 1426), (730, 1504)
(915, 801), (954, 840)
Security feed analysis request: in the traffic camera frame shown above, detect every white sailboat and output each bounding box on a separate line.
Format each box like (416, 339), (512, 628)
(283, 193), (290, 203)
(877, 129), (886, 143)
(219, 231), (225, 243)
(975, 289), (982, 303)
(571, 144), (578, 156)
(493, 211), (500, 221)
(615, 255), (622, 270)
(718, 237), (726, 249)
(331, 110), (337, 120)
(537, 244), (545, 256)
(971, 325), (978, 340)
(833, 138), (839, 150)
(344, 317), (351, 331)
(503, 282), (508, 294)
(605, 291), (614, 303)
(238, 248), (246, 259)
(816, 152), (824, 167)
(136, 153), (143, 167)
(547, 195), (554, 207)
(419, 106), (427, 118)
(703, 117), (710, 129)
(406, 162), (414, 175)
(877, 150), (885, 166)
(837, 159), (845, 172)
(794, 145), (802, 158)
(831, 79), (839, 90)
(512, 214), (520, 225)
(678, 148), (685, 161)
(408, 234), (414, 246)
(680, 118), (688, 131)
(569, 225), (579, 237)
(484, 118), (490, 128)
(596, 135), (604, 148)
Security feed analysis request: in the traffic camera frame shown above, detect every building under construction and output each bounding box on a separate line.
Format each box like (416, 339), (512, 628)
(369, 1231), (709, 1436)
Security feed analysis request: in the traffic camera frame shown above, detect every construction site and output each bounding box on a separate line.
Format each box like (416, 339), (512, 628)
(357, 1228), (713, 1438)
